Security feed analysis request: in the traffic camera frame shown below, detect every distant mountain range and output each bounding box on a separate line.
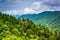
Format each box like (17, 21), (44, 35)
(15, 11), (60, 32)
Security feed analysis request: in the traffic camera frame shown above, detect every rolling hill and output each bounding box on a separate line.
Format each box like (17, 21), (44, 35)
(17, 11), (60, 32)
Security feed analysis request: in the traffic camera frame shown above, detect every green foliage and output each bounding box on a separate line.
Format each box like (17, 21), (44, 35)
(0, 12), (60, 40)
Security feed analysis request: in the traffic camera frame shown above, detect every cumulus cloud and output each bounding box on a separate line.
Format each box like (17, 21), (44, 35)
(3, 2), (40, 15)
(23, 8), (36, 13)
(32, 2), (41, 10)
(3, 0), (60, 15)
(3, 8), (37, 15)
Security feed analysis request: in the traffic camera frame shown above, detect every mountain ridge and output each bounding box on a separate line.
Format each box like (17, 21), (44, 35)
(15, 11), (60, 32)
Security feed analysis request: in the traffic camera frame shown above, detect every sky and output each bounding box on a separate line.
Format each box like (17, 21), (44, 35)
(0, 0), (60, 15)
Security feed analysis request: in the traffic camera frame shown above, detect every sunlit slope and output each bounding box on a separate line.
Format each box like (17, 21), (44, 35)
(0, 12), (60, 40)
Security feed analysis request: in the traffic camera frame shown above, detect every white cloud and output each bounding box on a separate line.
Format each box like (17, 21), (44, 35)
(3, 1), (60, 15)
(3, 2), (41, 15)
(3, 8), (37, 15)
(32, 2), (41, 10)
(23, 8), (36, 14)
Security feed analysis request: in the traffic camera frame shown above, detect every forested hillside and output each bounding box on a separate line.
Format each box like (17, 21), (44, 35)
(0, 12), (60, 40)
(19, 11), (60, 32)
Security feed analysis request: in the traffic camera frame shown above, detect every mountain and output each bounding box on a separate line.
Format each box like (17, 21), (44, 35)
(17, 11), (60, 32)
(0, 12), (60, 40)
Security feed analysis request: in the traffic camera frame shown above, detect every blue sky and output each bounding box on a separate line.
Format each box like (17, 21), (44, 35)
(0, 0), (60, 15)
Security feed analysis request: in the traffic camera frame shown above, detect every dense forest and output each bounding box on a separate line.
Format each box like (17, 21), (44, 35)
(19, 11), (60, 32)
(0, 12), (60, 40)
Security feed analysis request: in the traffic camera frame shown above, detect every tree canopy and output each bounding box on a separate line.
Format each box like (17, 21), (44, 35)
(0, 12), (60, 40)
